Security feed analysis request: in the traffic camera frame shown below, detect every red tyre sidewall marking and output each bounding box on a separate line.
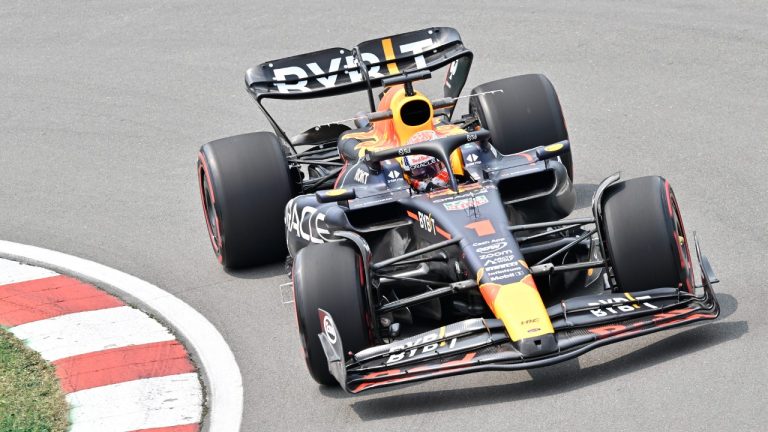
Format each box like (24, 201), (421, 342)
(197, 153), (223, 263)
(665, 180), (695, 294)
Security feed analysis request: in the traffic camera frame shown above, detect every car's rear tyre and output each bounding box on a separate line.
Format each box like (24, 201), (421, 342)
(470, 74), (573, 180)
(600, 176), (695, 293)
(197, 132), (294, 268)
(293, 242), (372, 386)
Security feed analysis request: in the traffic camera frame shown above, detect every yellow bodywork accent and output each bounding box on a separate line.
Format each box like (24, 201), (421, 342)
(326, 188), (347, 197)
(487, 275), (554, 342)
(545, 143), (564, 152)
(381, 38), (400, 75)
(390, 90), (434, 144)
(346, 87), (468, 175)
(624, 292), (636, 302)
(438, 326), (446, 346)
(449, 146), (464, 176)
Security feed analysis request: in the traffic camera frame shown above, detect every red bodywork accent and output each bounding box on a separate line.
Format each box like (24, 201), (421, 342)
(588, 307), (716, 340)
(352, 352), (476, 393)
(333, 159), (349, 189)
(435, 225), (453, 240)
(479, 283), (501, 314)
(465, 219), (496, 237)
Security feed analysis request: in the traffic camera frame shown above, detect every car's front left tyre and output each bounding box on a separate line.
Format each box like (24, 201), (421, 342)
(292, 242), (372, 386)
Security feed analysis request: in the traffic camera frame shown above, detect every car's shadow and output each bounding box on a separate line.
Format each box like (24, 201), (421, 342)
(320, 293), (742, 420)
(574, 183), (599, 210)
(224, 262), (287, 280)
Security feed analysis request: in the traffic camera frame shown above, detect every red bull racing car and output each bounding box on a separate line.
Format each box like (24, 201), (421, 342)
(197, 27), (720, 393)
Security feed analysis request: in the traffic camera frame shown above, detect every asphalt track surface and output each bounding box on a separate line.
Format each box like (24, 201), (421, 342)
(1, 1), (766, 430)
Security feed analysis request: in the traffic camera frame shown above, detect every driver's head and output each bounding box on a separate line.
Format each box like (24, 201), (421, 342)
(401, 129), (448, 192)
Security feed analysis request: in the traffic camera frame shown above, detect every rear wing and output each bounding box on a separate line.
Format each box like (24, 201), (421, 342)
(244, 27), (473, 102)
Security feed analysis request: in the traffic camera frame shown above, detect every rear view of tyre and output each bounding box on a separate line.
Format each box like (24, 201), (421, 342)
(292, 242), (372, 385)
(470, 74), (573, 180)
(197, 132), (294, 268)
(600, 176), (695, 293)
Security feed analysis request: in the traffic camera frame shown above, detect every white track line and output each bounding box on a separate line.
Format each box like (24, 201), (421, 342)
(67, 373), (202, 432)
(0, 240), (242, 432)
(10, 306), (174, 361)
(0, 257), (58, 285)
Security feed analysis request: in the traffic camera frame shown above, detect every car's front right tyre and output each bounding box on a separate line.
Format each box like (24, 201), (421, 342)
(600, 176), (695, 293)
(197, 132), (294, 268)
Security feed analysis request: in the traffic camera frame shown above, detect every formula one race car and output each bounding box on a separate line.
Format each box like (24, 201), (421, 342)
(197, 27), (720, 393)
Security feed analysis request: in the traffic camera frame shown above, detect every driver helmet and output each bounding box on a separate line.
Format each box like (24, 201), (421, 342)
(402, 130), (449, 192)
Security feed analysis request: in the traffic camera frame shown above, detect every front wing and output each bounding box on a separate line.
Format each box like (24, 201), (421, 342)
(318, 238), (720, 394)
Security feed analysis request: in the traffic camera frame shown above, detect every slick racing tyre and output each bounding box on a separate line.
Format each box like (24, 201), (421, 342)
(600, 176), (695, 294)
(470, 74), (573, 180)
(293, 242), (372, 386)
(197, 132), (294, 268)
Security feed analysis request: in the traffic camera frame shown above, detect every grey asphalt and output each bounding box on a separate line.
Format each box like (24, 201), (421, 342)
(1, 1), (766, 430)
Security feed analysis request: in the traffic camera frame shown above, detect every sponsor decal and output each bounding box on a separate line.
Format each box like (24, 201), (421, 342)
(443, 194), (489, 211)
(485, 264), (509, 272)
(406, 129), (439, 145)
(458, 183), (484, 192)
(465, 219), (496, 237)
(354, 168), (369, 184)
(417, 211), (436, 235)
(323, 315), (337, 344)
(427, 188), (458, 199)
(484, 255), (517, 266)
(479, 249), (513, 260)
(588, 295), (659, 317)
(404, 154), (437, 169)
(472, 237), (505, 247)
(486, 266), (521, 276)
(272, 38), (434, 93)
(387, 170), (401, 180)
(285, 200), (333, 243)
(490, 272), (524, 282)
(445, 59), (459, 88)
(386, 328), (460, 364)
(432, 187), (488, 204)
(475, 242), (507, 254)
